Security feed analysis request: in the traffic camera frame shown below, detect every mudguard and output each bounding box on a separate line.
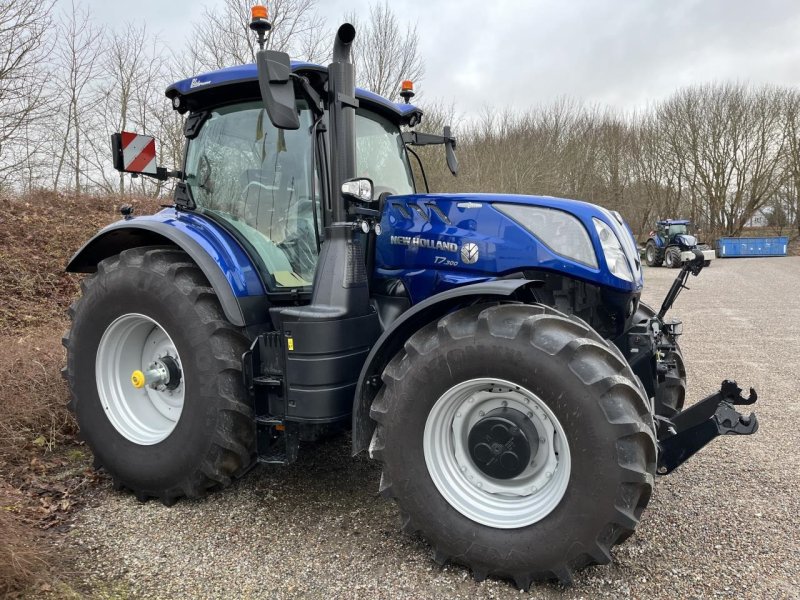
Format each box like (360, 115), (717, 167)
(66, 209), (270, 328)
(351, 278), (541, 455)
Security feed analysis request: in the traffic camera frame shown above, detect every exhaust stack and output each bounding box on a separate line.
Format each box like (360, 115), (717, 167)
(328, 24), (357, 224)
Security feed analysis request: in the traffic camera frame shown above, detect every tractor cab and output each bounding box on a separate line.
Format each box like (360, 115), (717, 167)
(162, 63), (423, 295)
(656, 219), (693, 246)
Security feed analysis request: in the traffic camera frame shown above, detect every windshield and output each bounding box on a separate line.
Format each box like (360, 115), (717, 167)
(185, 101), (319, 289)
(356, 110), (414, 196)
(667, 224), (689, 236)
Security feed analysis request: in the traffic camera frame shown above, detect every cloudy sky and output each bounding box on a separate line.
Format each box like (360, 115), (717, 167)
(84, 0), (800, 116)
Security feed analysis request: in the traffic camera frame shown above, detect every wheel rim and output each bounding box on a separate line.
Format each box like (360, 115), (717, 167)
(95, 314), (185, 445)
(423, 378), (571, 529)
(646, 245), (654, 263)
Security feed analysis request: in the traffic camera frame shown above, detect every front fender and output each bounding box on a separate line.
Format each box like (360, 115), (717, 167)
(66, 209), (269, 328)
(351, 278), (540, 455)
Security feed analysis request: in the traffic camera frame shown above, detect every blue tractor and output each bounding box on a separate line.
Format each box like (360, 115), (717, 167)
(63, 9), (759, 589)
(644, 219), (715, 268)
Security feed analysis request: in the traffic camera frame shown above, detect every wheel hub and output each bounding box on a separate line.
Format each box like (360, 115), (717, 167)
(468, 408), (538, 479)
(96, 313), (185, 445)
(423, 379), (572, 529)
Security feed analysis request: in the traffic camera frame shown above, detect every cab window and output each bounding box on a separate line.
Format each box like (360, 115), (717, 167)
(185, 101), (319, 289)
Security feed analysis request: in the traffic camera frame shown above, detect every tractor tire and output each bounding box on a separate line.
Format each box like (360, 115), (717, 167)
(664, 246), (681, 268)
(62, 247), (254, 505)
(370, 303), (656, 588)
(644, 241), (664, 267)
(636, 301), (686, 415)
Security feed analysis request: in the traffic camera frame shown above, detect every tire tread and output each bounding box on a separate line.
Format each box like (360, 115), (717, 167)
(64, 246), (254, 506)
(369, 302), (656, 587)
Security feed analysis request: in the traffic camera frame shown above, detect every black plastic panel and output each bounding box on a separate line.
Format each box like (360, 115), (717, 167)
(280, 311), (381, 422)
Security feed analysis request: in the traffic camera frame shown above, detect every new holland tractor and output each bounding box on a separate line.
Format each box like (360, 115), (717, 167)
(644, 219), (715, 268)
(62, 7), (759, 589)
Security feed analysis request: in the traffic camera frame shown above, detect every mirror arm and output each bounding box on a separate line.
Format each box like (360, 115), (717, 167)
(131, 167), (183, 182)
(291, 73), (324, 118)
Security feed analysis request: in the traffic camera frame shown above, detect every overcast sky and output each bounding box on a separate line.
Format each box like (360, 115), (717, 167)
(83, 0), (800, 117)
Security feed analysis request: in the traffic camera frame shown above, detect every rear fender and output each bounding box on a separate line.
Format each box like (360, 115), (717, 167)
(66, 209), (269, 328)
(351, 278), (541, 455)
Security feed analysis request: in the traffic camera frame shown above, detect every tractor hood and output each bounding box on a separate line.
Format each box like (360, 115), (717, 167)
(674, 234), (697, 247)
(377, 192), (643, 295)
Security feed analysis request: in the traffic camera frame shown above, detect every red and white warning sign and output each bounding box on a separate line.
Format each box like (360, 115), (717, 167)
(119, 131), (157, 175)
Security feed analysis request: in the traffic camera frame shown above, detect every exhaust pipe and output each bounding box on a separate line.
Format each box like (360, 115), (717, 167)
(302, 22), (372, 319)
(328, 23), (357, 224)
(332, 23), (355, 64)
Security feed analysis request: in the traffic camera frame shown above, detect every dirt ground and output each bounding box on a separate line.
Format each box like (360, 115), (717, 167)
(45, 256), (799, 600)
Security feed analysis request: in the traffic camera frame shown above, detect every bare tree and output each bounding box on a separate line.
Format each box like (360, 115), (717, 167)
(658, 83), (787, 235)
(190, 0), (328, 71)
(349, 1), (424, 100)
(83, 22), (165, 196)
(783, 90), (800, 236)
(0, 0), (50, 190)
(52, 0), (104, 194)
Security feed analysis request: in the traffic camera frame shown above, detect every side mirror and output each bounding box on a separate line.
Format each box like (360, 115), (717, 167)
(341, 178), (374, 203)
(256, 49), (300, 130)
(111, 132), (179, 181)
(111, 132), (157, 176)
(444, 126), (459, 176)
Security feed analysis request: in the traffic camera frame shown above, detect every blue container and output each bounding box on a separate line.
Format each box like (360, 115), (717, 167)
(716, 237), (789, 258)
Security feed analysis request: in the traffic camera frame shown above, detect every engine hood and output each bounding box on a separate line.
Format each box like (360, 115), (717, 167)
(378, 192), (643, 293)
(674, 234), (697, 247)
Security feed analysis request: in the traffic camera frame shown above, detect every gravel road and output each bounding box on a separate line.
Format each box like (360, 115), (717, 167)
(61, 257), (800, 599)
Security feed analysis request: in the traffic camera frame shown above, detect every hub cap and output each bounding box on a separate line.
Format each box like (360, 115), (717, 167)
(423, 378), (571, 529)
(95, 314), (185, 445)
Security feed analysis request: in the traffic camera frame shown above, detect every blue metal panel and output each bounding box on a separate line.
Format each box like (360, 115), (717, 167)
(126, 209), (265, 297)
(165, 62), (420, 122)
(717, 237), (789, 258)
(375, 193), (643, 300)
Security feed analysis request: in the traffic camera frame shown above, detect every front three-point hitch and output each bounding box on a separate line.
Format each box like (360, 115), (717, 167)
(656, 380), (758, 474)
(653, 250), (759, 474)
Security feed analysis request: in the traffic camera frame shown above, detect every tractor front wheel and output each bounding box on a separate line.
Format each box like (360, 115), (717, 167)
(370, 303), (656, 588)
(63, 247), (254, 504)
(644, 241), (664, 267)
(664, 246), (681, 268)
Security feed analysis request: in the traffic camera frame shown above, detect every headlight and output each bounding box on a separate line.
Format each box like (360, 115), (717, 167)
(496, 204), (597, 268)
(593, 218), (633, 282)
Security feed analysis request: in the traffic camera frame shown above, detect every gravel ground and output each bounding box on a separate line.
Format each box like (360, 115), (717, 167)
(60, 257), (800, 599)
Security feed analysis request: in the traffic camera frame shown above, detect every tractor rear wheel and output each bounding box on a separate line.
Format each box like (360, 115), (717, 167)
(664, 246), (681, 268)
(370, 303), (656, 588)
(63, 247), (254, 504)
(644, 241), (664, 267)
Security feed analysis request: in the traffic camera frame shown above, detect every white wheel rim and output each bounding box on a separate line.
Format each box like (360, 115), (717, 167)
(95, 314), (185, 445)
(423, 378), (571, 529)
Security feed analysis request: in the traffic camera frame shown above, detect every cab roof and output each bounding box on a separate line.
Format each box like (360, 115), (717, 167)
(165, 61), (423, 125)
(658, 219), (691, 225)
